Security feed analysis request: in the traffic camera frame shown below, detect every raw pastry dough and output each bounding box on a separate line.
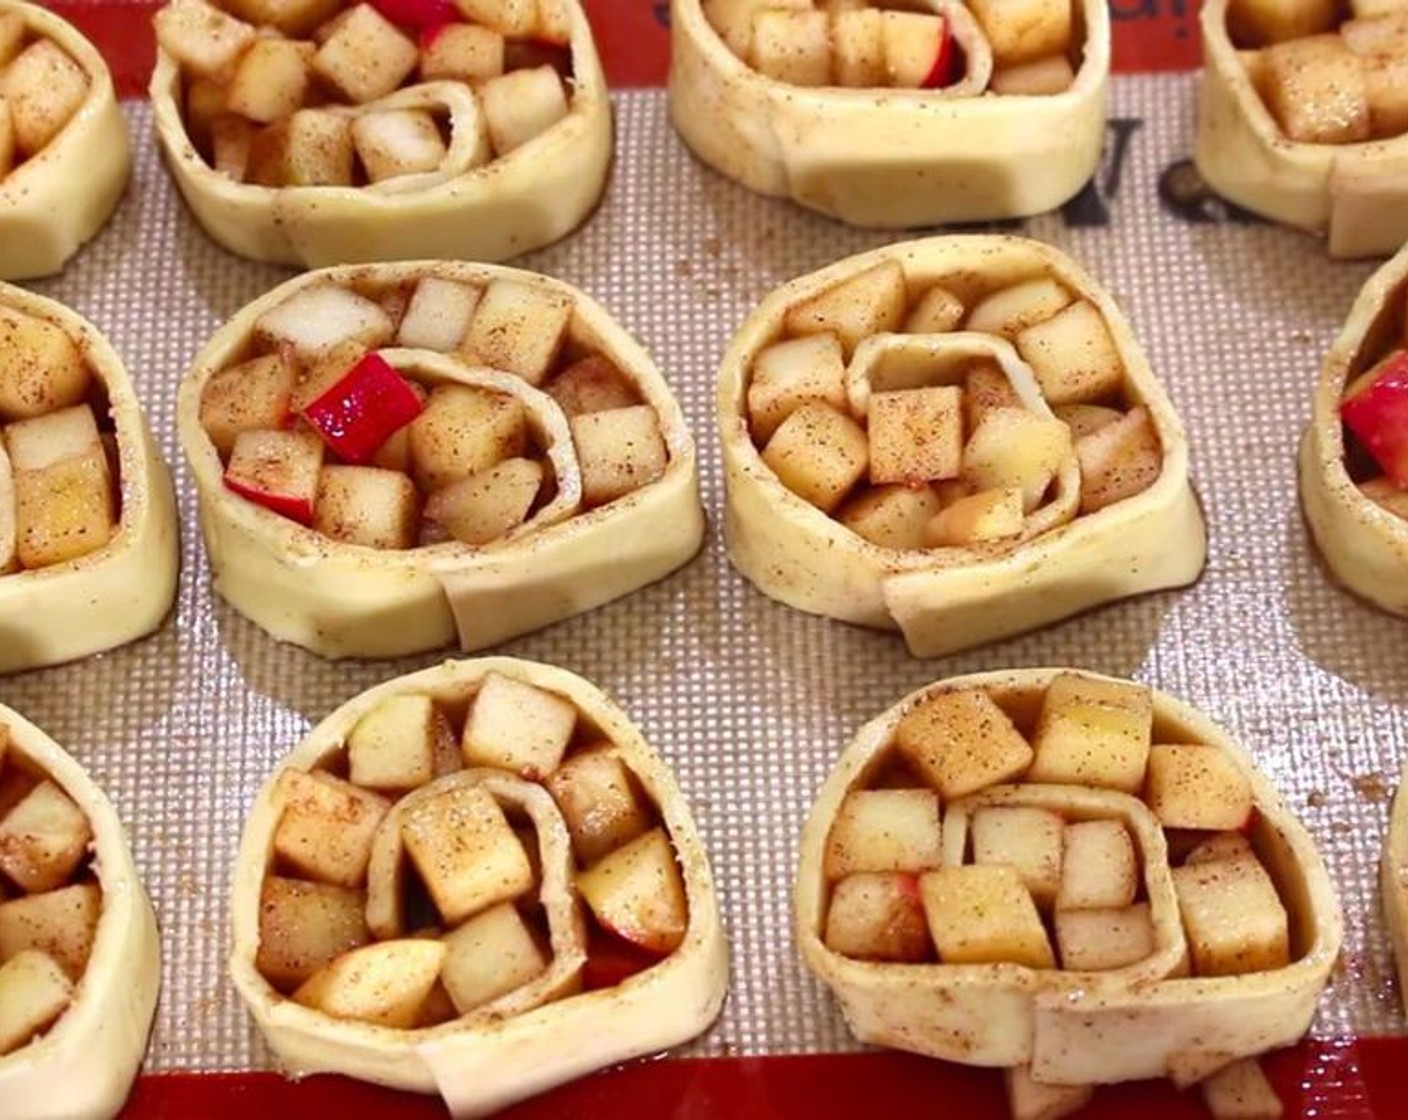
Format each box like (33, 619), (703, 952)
(0, 284), (178, 674)
(177, 261), (703, 659)
(149, 0), (611, 267)
(668, 0), (1109, 226)
(797, 668), (1342, 1112)
(0, 1), (130, 280)
(229, 657), (728, 1118)
(1385, 757), (1408, 1013)
(0, 705), (161, 1120)
(718, 235), (1206, 658)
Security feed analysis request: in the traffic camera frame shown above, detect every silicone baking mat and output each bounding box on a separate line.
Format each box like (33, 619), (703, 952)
(4, 4), (1407, 1117)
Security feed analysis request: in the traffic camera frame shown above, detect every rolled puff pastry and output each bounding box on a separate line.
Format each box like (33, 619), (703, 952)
(177, 262), (702, 659)
(0, 284), (179, 674)
(718, 236), (1206, 658)
(1195, 0), (1408, 258)
(1385, 760), (1408, 1013)
(668, 0), (1109, 227)
(149, 1), (611, 267)
(1298, 244), (1408, 614)
(0, 705), (161, 1120)
(0, 2), (130, 280)
(229, 657), (728, 1118)
(796, 668), (1342, 1104)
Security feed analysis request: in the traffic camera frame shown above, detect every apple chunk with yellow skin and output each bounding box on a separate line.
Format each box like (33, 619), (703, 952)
(964, 362), (1023, 431)
(0, 882), (100, 980)
(397, 277), (482, 352)
(895, 687), (1034, 800)
(924, 486), (1024, 547)
(1202, 1057), (1284, 1120)
(352, 109), (448, 183)
(703, 0), (810, 57)
(0, 308), (91, 422)
(440, 901), (549, 1014)
(249, 110), (356, 188)
(747, 332), (847, 443)
(544, 749), (652, 866)
(570, 406), (670, 508)
(272, 769), (389, 889)
(314, 465), (420, 550)
(904, 285), (965, 333)
(991, 54), (1078, 95)
(199, 352), (297, 458)
(1263, 35), (1372, 145)
(0, 950), (72, 1057)
(970, 806), (1063, 908)
(1005, 1065), (1093, 1120)
(462, 279), (572, 386)
(480, 65), (570, 156)
(833, 10), (886, 88)
(155, 0), (256, 80)
(576, 828), (688, 954)
(403, 784), (534, 927)
(226, 39), (314, 125)
(965, 277), (1071, 338)
(783, 261), (907, 358)
(348, 694), (450, 792)
(293, 938), (446, 1028)
(752, 10), (831, 86)
(867, 386), (963, 486)
(1171, 854), (1289, 977)
(425, 457), (544, 545)
(838, 484), (943, 550)
(313, 4), (418, 104)
(256, 285), (394, 363)
(256, 877), (370, 991)
(1145, 744), (1254, 831)
(824, 789), (942, 880)
(824, 871), (931, 962)
(1028, 673), (1153, 793)
(1, 41), (92, 157)
(0, 781), (92, 894)
(1076, 405), (1162, 514)
(762, 401), (869, 513)
(458, 0), (539, 36)
(1056, 819), (1138, 911)
(919, 864), (1055, 968)
(966, 0), (1072, 67)
(461, 672), (577, 780)
(420, 23), (505, 82)
(1186, 831), (1256, 866)
(960, 407), (1072, 513)
(1055, 902), (1156, 970)
(409, 385), (527, 492)
(1053, 402), (1122, 439)
(6, 406), (117, 569)
(1016, 300), (1125, 406)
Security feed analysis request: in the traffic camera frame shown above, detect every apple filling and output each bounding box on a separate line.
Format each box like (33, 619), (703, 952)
(256, 672), (690, 1028)
(703, 0), (1080, 96)
(1228, 0), (1408, 143)
(0, 720), (102, 1058)
(199, 273), (670, 548)
(1337, 282), (1408, 521)
(818, 675), (1293, 985)
(749, 260), (1161, 550)
(0, 14), (91, 182)
(155, 0), (577, 189)
(0, 303), (122, 573)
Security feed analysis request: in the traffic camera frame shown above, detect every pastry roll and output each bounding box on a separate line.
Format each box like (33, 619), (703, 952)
(796, 669), (1341, 1117)
(668, 0), (1109, 226)
(229, 657), (728, 1118)
(1196, 0), (1408, 257)
(1385, 759), (1408, 1013)
(150, 0), (610, 267)
(0, 1), (130, 280)
(1299, 242), (1408, 613)
(0, 284), (179, 674)
(718, 235), (1206, 658)
(177, 261), (703, 659)
(0, 705), (161, 1120)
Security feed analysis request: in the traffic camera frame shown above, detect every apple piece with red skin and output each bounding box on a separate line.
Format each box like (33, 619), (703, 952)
(882, 13), (955, 90)
(1341, 351), (1408, 486)
(302, 352), (425, 465)
(223, 429), (325, 526)
(371, 0), (457, 30)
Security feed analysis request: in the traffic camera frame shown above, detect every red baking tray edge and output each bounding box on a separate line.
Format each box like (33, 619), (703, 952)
(43, 1), (1401, 1116)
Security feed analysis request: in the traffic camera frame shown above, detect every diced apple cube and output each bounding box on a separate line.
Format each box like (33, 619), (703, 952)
(440, 901), (548, 1013)
(461, 671), (577, 780)
(882, 11), (953, 88)
(272, 769), (389, 888)
(1053, 402), (1122, 439)
(403, 784), (534, 925)
(961, 406), (1072, 512)
(747, 332), (847, 443)
(314, 4), (418, 103)
(154, 0), (257, 80)
(1341, 10), (1408, 54)
(8, 436), (115, 569)
(256, 877), (370, 990)
(223, 0), (343, 36)
(970, 806), (1063, 907)
(833, 9), (886, 87)
(824, 871), (930, 961)
(1186, 832), (1256, 866)
(224, 428), (324, 525)
(1015, 300), (1124, 406)
(348, 694), (451, 791)
(544, 355), (641, 416)
(1171, 854), (1290, 977)
(752, 10), (831, 86)
(313, 465), (419, 550)
(248, 109), (355, 187)
(919, 864), (1055, 968)
(226, 38), (313, 124)
(784, 261), (908, 358)
(294, 938), (446, 1027)
(480, 65), (569, 156)
(545, 750), (652, 866)
(895, 687), (1034, 799)
(991, 54), (1077, 95)
(1202, 1058), (1284, 1120)
(211, 115), (254, 179)
(1056, 819), (1138, 911)
(456, 0), (538, 35)
(1028, 673), (1153, 793)
(420, 23), (505, 81)
(762, 401), (868, 513)
(1227, 0), (1337, 47)
(397, 278), (482, 352)
(838, 484), (942, 549)
(904, 285), (965, 333)
(1055, 903), (1155, 970)
(703, 0), (810, 57)
(966, 0), (1072, 67)
(0, 950), (72, 1057)
(409, 384), (527, 490)
(3, 403), (100, 473)
(1262, 35), (1371, 144)
(577, 828), (690, 957)
(0, 306), (91, 422)
(0, 41), (89, 157)
(1146, 744), (1254, 831)
(867, 386), (963, 485)
(1363, 53), (1408, 138)
(924, 486), (1024, 547)
(463, 279), (572, 386)
(0, 781), (91, 894)
(199, 352), (297, 458)
(824, 789), (942, 880)
(0, 883), (101, 980)
(424, 457), (544, 545)
(1005, 1065), (1093, 1120)
(570, 405), (669, 507)
(1076, 404), (1161, 513)
(352, 109), (447, 183)
(255, 284), (394, 361)
(965, 361), (1023, 431)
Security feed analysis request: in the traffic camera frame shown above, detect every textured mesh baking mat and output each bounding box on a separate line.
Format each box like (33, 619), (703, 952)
(3, 75), (1406, 1074)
